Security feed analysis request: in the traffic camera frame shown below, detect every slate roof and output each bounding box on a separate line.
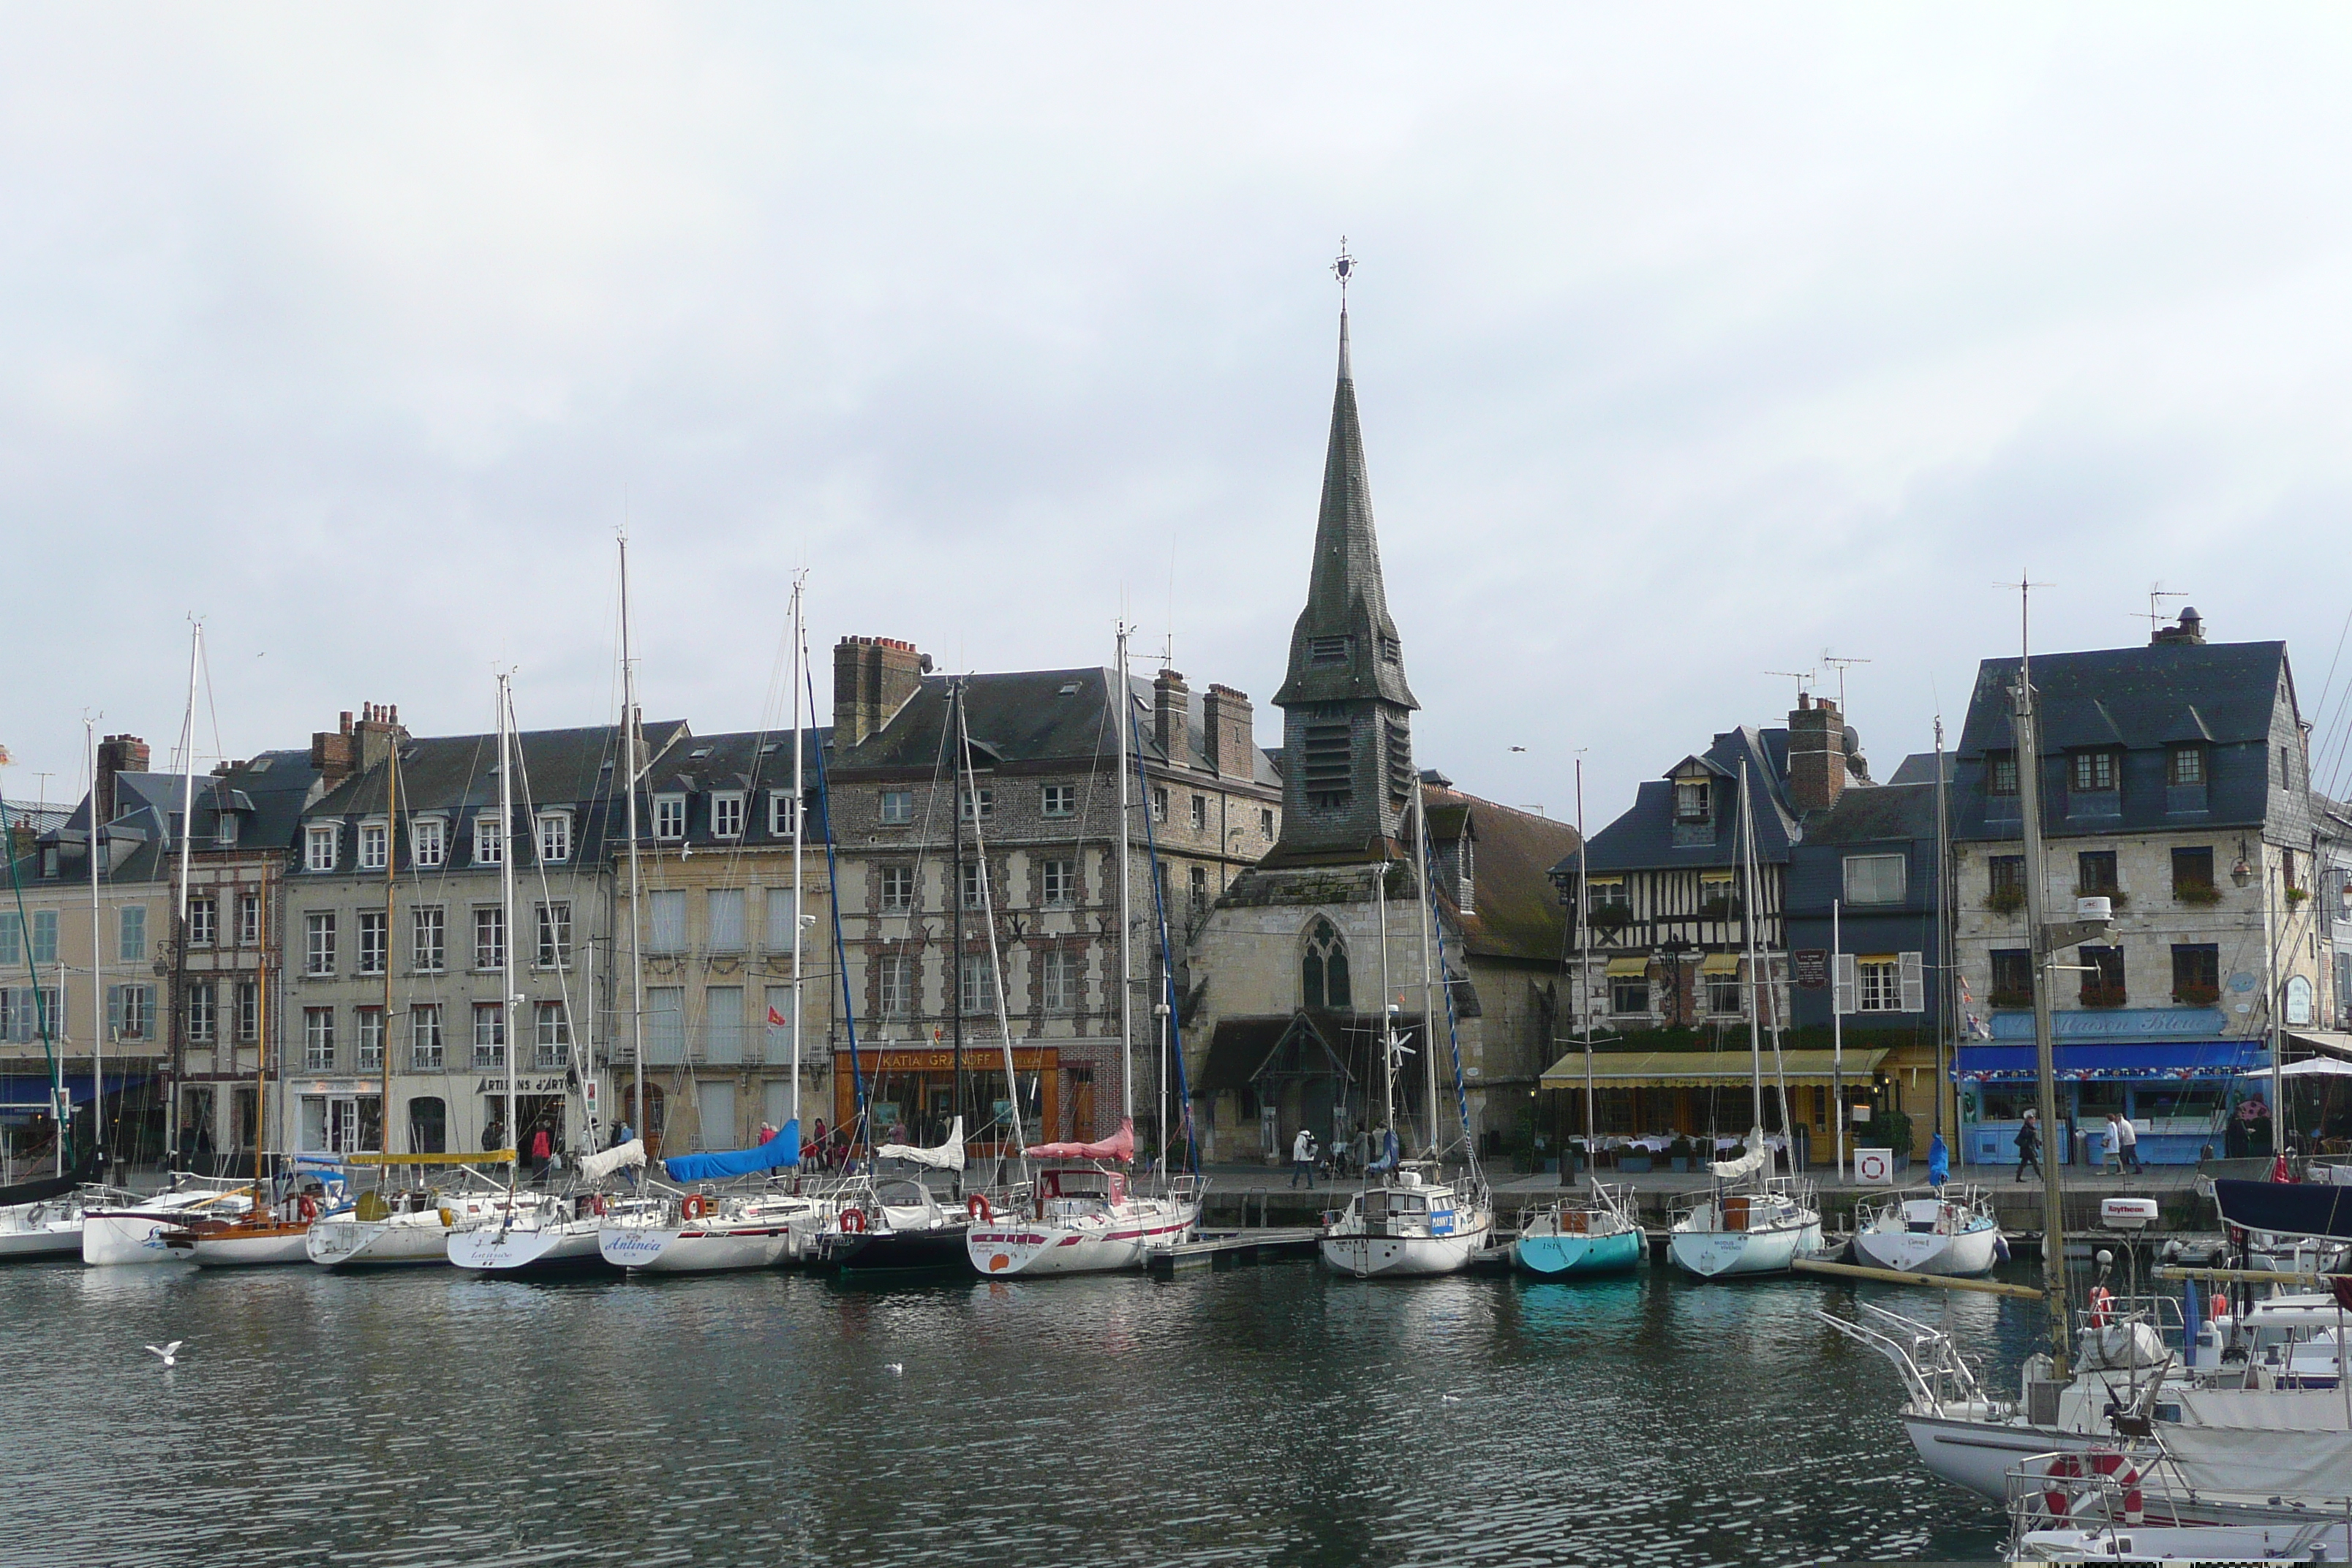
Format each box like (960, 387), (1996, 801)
(1803, 777), (1941, 846)
(648, 727), (830, 845)
(1574, 725), (1799, 878)
(1422, 783), (1580, 964)
(1957, 641), (2291, 755)
(1886, 751), (1955, 787)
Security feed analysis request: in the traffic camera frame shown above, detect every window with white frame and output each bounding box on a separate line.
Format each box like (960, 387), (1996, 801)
(235, 981), (259, 1042)
(1843, 853), (1908, 906)
(187, 981), (216, 1044)
(305, 912), (336, 976)
(1041, 784), (1076, 818)
(412, 817), (447, 869)
(412, 905), (445, 973)
(355, 1006), (385, 1071)
(959, 786), (993, 822)
(878, 791), (913, 826)
(711, 794), (745, 840)
(535, 902), (570, 967)
(1191, 794), (1207, 832)
(118, 905), (146, 963)
(1151, 787), (1169, 823)
(534, 1001), (570, 1068)
(537, 813), (571, 864)
(472, 1003), (505, 1068)
(645, 988), (685, 1063)
(765, 887), (798, 947)
(961, 860), (986, 911)
(358, 910), (388, 976)
(1855, 951), (1925, 1013)
(107, 984), (153, 1040)
(187, 896), (216, 948)
(1042, 858), (1077, 908)
(958, 951), (996, 1016)
(360, 821), (388, 871)
(411, 1003), (444, 1070)
(706, 889), (745, 951)
(769, 791), (798, 837)
(647, 889), (686, 953)
(877, 955), (913, 1016)
(472, 812), (503, 865)
(473, 906), (504, 970)
(1262, 807), (1276, 837)
(304, 1006), (336, 1071)
(238, 892), (260, 946)
(880, 866), (916, 913)
(1041, 949), (1078, 1012)
(305, 824), (337, 872)
(653, 795), (686, 840)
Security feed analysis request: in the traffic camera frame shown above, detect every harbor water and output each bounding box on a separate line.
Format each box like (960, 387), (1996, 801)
(1, 1259), (2044, 1565)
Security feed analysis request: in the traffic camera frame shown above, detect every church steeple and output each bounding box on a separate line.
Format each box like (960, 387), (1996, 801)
(1269, 246), (1421, 864)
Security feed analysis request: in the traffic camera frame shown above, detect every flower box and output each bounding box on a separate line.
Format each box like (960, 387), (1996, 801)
(2173, 983), (2220, 1006)
(2176, 882), (2223, 907)
(1986, 887), (2026, 915)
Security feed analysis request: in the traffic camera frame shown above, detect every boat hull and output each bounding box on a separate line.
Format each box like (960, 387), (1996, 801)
(1319, 1220), (1493, 1278)
(446, 1221), (610, 1275)
(600, 1221), (796, 1273)
(181, 1226), (314, 1267)
(306, 1214), (457, 1268)
(1668, 1221), (1823, 1279)
(1512, 1226), (1643, 1277)
(1852, 1222), (2002, 1278)
(967, 1203), (1198, 1278)
(822, 1223), (970, 1274)
(81, 1212), (197, 1266)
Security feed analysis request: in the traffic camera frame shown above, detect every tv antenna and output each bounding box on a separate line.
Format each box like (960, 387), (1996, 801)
(1765, 668), (1817, 704)
(2136, 582), (2188, 636)
(1820, 651), (1871, 713)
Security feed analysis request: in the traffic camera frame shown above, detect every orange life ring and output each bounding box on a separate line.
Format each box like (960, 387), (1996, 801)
(2042, 1452), (2138, 1522)
(681, 1194), (712, 1221)
(839, 1207), (867, 1234)
(296, 1194), (319, 1223)
(2088, 1286), (2115, 1327)
(967, 1193), (992, 1224)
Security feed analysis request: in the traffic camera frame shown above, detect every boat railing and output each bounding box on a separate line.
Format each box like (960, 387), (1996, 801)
(1817, 1299), (1989, 1413)
(1999, 1444), (2176, 1541)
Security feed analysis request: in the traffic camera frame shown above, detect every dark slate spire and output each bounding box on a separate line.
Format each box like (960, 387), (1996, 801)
(1273, 304), (1417, 712)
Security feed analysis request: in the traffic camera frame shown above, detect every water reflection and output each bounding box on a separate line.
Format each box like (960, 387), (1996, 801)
(0, 1257), (2021, 1565)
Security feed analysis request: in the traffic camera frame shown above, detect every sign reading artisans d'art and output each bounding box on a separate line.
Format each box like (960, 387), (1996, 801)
(1793, 950), (1828, 990)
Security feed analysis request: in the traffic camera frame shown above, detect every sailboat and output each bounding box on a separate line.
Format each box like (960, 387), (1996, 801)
(968, 628), (1199, 1278)
(1667, 760), (1823, 1279)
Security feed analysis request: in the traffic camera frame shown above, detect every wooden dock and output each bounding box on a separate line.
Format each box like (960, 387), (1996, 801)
(1147, 1227), (1322, 1279)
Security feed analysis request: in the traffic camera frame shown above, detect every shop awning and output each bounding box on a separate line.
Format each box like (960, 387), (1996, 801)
(1539, 1047), (1888, 1090)
(1954, 1040), (2265, 1082)
(1605, 957), (1649, 978)
(2290, 1031), (2352, 1060)
(2236, 1057), (2352, 1080)
(1700, 954), (1741, 976)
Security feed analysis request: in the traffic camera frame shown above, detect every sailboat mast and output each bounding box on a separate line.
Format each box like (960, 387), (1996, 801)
(1376, 856), (1395, 1148)
(254, 876), (269, 1197)
(497, 675), (519, 1180)
(382, 734), (399, 1160)
(789, 573), (805, 1126)
(2013, 591), (2073, 1376)
(1740, 761), (1763, 1137)
(86, 719), (103, 1174)
(171, 621), (200, 1168)
(1577, 758), (1594, 1172)
(1933, 715), (1951, 1152)
(619, 536), (647, 1152)
(1412, 792), (1440, 1161)
(1114, 626), (1134, 1128)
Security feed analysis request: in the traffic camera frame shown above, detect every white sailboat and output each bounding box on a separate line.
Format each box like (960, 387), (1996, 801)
(1667, 760), (1823, 1279)
(80, 1178), (255, 1265)
(1852, 1185), (2005, 1277)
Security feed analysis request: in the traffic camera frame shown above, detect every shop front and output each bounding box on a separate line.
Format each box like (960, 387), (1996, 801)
(1537, 1047), (1891, 1171)
(833, 1045), (1058, 1156)
(1956, 1009), (2266, 1168)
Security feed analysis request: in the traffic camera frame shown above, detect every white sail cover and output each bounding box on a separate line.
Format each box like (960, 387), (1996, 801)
(576, 1139), (646, 1183)
(1709, 1133), (1769, 1181)
(876, 1116), (965, 1172)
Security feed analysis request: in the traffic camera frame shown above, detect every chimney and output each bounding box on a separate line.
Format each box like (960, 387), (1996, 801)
(94, 734), (150, 826)
(311, 710), (357, 791)
(2152, 606), (2207, 647)
(1153, 669), (1190, 762)
(1786, 695), (1848, 815)
(1202, 685), (1256, 778)
(832, 636), (928, 749)
(353, 701), (405, 775)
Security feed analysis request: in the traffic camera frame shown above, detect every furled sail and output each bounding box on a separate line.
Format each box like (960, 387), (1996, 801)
(2214, 1177), (2352, 1243)
(876, 1116), (965, 1172)
(578, 1137), (647, 1183)
(1025, 1117), (1135, 1163)
(1709, 1132), (1769, 1181)
(660, 1121), (799, 1184)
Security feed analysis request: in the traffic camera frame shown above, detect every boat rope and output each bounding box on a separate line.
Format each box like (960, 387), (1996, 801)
(1127, 712), (1198, 1179)
(1418, 827), (1479, 1185)
(804, 656), (868, 1156)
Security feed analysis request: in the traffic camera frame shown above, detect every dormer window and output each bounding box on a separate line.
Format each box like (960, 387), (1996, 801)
(769, 791), (798, 837)
(536, 812), (572, 864)
(412, 816), (447, 869)
(473, 812), (504, 866)
(1673, 780), (1711, 822)
(2168, 745), (2205, 787)
(215, 813), (238, 847)
(359, 821), (389, 872)
(710, 794), (745, 840)
(1308, 636), (1349, 667)
(653, 794), (685, 842)
(305, 824), (338, 872)
(2071, 750), (2118, 794)
(1988, 753), (2019, 796)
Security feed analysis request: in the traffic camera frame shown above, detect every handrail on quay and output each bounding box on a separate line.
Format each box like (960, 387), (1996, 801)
(1793, 1258), (2045, 1300)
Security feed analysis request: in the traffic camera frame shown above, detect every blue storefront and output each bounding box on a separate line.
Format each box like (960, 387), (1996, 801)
(1956, 1009), (2266, 1168)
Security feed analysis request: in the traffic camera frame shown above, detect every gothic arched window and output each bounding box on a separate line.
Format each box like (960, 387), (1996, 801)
(1301, 918), (1351, 1011)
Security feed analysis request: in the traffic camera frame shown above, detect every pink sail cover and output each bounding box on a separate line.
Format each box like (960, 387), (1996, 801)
(1024, 1117), (1135, 1163)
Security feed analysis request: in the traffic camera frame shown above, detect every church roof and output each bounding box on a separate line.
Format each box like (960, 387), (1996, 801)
(1423, 783), (1581, 964)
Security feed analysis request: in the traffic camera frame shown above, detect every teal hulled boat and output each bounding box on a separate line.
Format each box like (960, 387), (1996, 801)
(1511, 1183), (1643, 1278)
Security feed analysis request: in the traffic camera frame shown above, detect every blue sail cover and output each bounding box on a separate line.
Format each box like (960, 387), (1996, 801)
(662, 1119), (799, 1183)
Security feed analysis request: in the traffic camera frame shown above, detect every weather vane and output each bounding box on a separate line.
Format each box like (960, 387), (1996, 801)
(1332, 237), (1354, 300)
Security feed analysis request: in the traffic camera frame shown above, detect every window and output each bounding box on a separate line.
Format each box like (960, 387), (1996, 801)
(1586, 877), (1630, 922)
(959, 952), (997, 1017)
(0, 913), (16, 968)
(358, 910), (387, 976)
(1705, 970), (1743, 1015)
(1988, 753), (2019, 796)
(1987, 856), (2026, 912)
(1261, 808), (1275, 837)
(654, 794), (686, 840)
(1190, 794), (1207, 832)
(118, 905), (146, 963)
(646, 987), (685, 1064)
(412, 817), (446, 869)
(769, 791), (799, 837)
(407, 1095), (447, 1155)
(2071, 750), (2117, 793)
(2172, 943), (2220, 1004)
(1151, 787), (1169, 823)
(235, 981), (260, 1042)
(474, 907), (505, 970)
(534, 1002), (570, 1069)
(877, 955), (913, 1017)
(1990, 949), (2033, 1007)
(472, 1003), (505, 1068)
(473, 813), (503, 865)
(1842, 854), (1907, 905)
(710, 794), (745, 840)
(360, 821), (388, 871)
(305, 912), (336, 976)
(1302, 716), (1352, 810)
(1, 987), (61, 1043)
(412, 906), (445, 973)
(705, 987), (743, 1063)
(647, 889), (687, 953)
(1190, 864), (1208, 908)
(1041, 949), (1078, 1012)
(766, 887), (799, 947)
(187, 897), (216, 948)
(410, 1003), (444, 1070)
(29, 910), (56, 966)
(1855, 957), (1899, 1012)
(2285, 849), (2304, 894)
(880, 866), (916, 913)
(2170, 746), (2205, 787)
(961, 861), (986, 911)
(355, 1006), (385, 1071)
(1609, 974), (1650, 1016)
(1308, 636), (1349, 666)
(701, 889), (743, 952)
(1041, 785), (1076, 818)
(187, 981), (216, 1044)
(1042, 858), (1077, 908)
(107, 984), (154, 1040)
(237, 892), (260, 947)
(2167, 845), (2215, 900)
(305, 824), (337, 872)
(304, 1006), (336, 1071)
(878, 791), (913, 826)
(2077, 851), (2120, 897)
(1301, 918), (1351, 1011)
(2081, 946), (2127, 1007)
(535, 902), (571, 967)
(215, 812), (238, 847)
(537, 813), (571, 864)
(959, 787), (992, 822)
(1674, 780), (1711, 822)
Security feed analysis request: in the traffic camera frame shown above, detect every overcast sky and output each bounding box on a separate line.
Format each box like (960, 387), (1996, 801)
(8, 6), (2352, 828)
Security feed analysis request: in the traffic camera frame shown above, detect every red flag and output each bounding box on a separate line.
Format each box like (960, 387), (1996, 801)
(766, 1007), (788, 1028)
(2272, 1153), (2293, 1183)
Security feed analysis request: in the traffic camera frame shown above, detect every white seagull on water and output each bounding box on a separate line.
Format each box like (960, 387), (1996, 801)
(884, 1362), (903, 1375)
(145, 1341), (183, 1368)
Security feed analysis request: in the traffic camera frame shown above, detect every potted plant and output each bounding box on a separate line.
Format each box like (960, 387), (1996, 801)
(2177, 881), (2223, 907)
(2287, 886), (2311, 906)
(1591, 903), (1635, 932)
(1986, 886), (2026, 915)
(2174, 981), (2221, 1006)
(1668, 1134), (1695, 1173)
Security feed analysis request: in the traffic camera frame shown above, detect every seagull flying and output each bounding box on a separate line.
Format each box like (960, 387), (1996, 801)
(1509, 746), (1526, 753)
(145, 1341), (183, 1368)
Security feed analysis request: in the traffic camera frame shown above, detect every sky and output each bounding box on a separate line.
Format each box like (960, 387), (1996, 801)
(8, 6), (2352, 828)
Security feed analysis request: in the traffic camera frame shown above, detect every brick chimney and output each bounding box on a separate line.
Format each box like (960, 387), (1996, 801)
(1153, 669), (1189, 761)
(1202, 685), (1256, 778)
(2152, 606), (2206, 646)
(312, 711), (358, 791)
(353, 701), (405, 775)
(1786, 693), (1848, 815)
(832, 637), (928, 749)
(94, 734), (150, 826)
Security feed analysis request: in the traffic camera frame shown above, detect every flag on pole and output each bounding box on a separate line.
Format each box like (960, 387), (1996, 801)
(767, 1006), (788, 1028)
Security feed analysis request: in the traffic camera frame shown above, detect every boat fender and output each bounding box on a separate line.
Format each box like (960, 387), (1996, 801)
(2088, 1286), (2115, 1327)
(438, 1208), (454, 1228)
(681, 1194), (712, 1221)
(297, 1194), (320, 1223)
(967, 1194), (992, 1224)
(588, 1194), (607, 1218)
(839, 1207), (867, 1234)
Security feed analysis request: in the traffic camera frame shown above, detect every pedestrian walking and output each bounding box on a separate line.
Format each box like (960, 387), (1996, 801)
(1290, 1127), (1316, 1189)
(2014, 1109), (2042, 1184)
(2114, 1111), (2141, 1175)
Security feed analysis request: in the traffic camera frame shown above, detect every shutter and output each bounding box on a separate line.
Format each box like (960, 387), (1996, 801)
(1899, 951), (1926, 1013)
(1833, 954), (1858, 1016)
(106, 984), (124, 1037)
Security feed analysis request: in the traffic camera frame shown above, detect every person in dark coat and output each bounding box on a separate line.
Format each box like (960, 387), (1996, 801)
(2015, 1110), (2042, 1183)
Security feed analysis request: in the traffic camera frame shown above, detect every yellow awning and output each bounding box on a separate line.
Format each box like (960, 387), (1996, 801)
(1699, 954), (1741, 976)
(1699, 870), (1735, 885)
(1539, 1047), (1889, 1090)
(1605, 957), (1649, 978)
(342, 1150), (517, 1166)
